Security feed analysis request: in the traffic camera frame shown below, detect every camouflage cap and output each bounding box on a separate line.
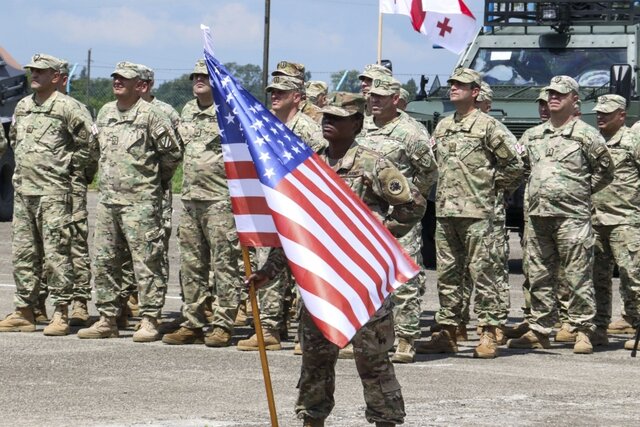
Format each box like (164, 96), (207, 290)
(477, 82), (493, 102)
(305, 80), (329, 97)
(593, 94), (627, 113)
(535, 88), (549, 103)
(189, 59), (209, 79)
(358, 63), (393, 81)
(111, 61), (140, 79)
(545, 75), (579, 94)
(266, 75), (304, 92)
(59, 60), (70, 75)
(368, 76), (401, 96)
(321, 92), (365, 117)
(272, 61), (306, 81)
(25, 53), (65, 71)
(399, 88), (410, 103)
(447, 67), (482, 86)
(137, 64), (154, 81)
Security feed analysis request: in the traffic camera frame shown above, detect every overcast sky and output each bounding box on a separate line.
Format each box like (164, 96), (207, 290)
(1, 0), (484, 86)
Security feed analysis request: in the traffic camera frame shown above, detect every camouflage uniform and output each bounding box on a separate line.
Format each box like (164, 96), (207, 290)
(433, 102), (523, 328)
(301, 99), (323, 123)
(359, 78), (438, 341)
(9, 71), (95, 310)
(93, 83), (181, 319)
(521, 85), (613, 336)
(591, 95), (640, 329)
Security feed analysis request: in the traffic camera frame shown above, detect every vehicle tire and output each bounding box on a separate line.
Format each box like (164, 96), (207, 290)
(0, 145), (15, 222)
(421, 200), (437, 269)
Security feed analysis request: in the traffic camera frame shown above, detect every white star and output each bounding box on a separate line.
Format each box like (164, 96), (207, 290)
(226, 92), (234, 103)
(213, 102), (220, 112)
(219, 128), (225, 137)
(292, 146), (301, 154)
(263, 134), (271, 142)
(224, 112), (235, 124)
(284, 134), (291, 141)
(213, 66), (221, 75)
(250, 119), (264, 131)
(221, 76), (232, 87)
(254, 103), (264, 111)
(263, 116), (270, 123)
(270, 127), (278, 134)
(264, 168), (275, 179)
(283, 151), (293, 161)
(276, 123), (285, 131)
(277, 139), (285, 146)
(233, 107), (239, 115)
(255, 137), (265, 146)
(259, 152), (271, 162)
(249, 105), (257, 114)
(297, 140), (306, 148)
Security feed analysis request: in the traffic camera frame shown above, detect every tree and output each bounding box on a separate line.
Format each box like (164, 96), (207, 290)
(154, 74), (193, 112)
(402, 78), (418, 102)
(330, 69), (361, 93)
(224, 62), (263, 99)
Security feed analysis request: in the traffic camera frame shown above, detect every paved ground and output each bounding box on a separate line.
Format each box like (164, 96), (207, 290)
(0, 192), (639, 427)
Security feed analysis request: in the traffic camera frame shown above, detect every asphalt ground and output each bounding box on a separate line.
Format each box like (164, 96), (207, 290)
(0, 192), (639, 427)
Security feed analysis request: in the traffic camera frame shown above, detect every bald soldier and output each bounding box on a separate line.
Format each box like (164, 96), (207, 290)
(0, 53), (96, 336)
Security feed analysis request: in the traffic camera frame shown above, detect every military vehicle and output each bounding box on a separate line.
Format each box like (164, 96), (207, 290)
(408, 0), (640, 266)
(0, 46), (28, 221)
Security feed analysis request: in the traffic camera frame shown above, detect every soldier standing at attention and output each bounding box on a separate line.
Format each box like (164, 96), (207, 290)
(247, 92), (425, 427)
(359, 75), (437, 364)
(587, 95), (640, 350)
(507, 76), (613, 354)
(0, 54), (94, 336)
(415, 68), (523, 359)
(78, 61), (182, 342)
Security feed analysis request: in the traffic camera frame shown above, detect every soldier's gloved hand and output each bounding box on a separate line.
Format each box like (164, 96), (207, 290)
(245, 270), (269, 290)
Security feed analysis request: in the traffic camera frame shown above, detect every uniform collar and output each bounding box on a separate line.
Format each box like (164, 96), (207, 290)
(606, 126), (627, 146)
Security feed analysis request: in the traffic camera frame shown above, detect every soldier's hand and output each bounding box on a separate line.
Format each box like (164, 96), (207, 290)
(245, 270), (269, 290)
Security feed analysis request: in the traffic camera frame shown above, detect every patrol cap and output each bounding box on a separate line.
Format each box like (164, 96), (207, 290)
(272, 61), (305, 81)
(137, 64), (154, 81)
(358, 63), (393, 81)
(321, 91), (365, 117)
(59, 61), (70, 75)
(266, 75), (304, 92)
(368, 76), (402, 96)
(111, 61), (141, 79)
(305, 80), (328, 97)
(25, 53), (65, 71)
(189, 59), (209, 80)
(447, 67), (482, 86)
(593, 94), (627, 113)
(399, 88), (410, 103)
(544, 75), (579, 94)
(536, 88), (549, 103)
(477, 82), (493, 102)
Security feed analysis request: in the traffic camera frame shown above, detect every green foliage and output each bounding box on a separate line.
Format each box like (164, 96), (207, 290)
(68, 76), (114, 118)
(171, 162), (183, 193)
(330, 69), (361, 93)
(402, 78), (418, 102)
(155, 74), (193, 112)
(223, 62), (263, 99)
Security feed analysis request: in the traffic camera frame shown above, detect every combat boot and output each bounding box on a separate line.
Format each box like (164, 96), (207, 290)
(302, 416), (325, 427)
(590, 327), (609, 347)
(162, 326), (205, 345)
(573, 331), (593, 354)
(0, 307), (36, 332)
(555, 323), (577, 343)
(116, 307), (129, 330)
(234, 300), (249, 327)
(338, 343), (354, 359)
(158, 316), (184, 334)
(608, 317), (635, 334)
(237, 329), (282, 351)
(127, 292), (140, 317)
(205, 327), (232, 347)
(204, 297), (215, 324)
(375, 423), (395, 427)
(507, 330), (550, 349)
(624, 337), (640, 350)
(495, 326), (507, 345)
(69, 299), (90, 327)
(43, 305), (69, 336)
(431, 323), (467, 342)
(502, 321), (530, 339)
(293, 341), (303, 355)
(473, 326), (498, 359)
(132, 316), (160, 342)
(34, 298), (49, 324)
(78, 315), (119, 339)
(391, 337), (415, 364)
(415, 325), (458, 354)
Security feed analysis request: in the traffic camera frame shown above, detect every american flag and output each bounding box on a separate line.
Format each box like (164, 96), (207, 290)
(201, 25), (419, 347)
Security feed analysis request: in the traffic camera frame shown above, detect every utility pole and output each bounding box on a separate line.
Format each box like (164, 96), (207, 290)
(86, 48), (91, 105)
(262, 0), (271, 104)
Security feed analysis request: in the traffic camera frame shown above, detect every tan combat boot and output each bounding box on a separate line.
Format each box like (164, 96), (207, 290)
(293, 341), (303, 355)
(237, 329), (282, 351)
(127, 292), (140, 317)
(495, 326), (507, 345)
(0, 307), (37, 332)
(43, 305), (70, 336)
(234, 300), (249, 327)
(590, 327), (609, 347)
(573, 331), (593, 354)
(69, 299), (90, 327)
(473, 326), (499, 359)
(162, 326), (205, 345)
(624, 338), (640, 350)
(502, 321), (530, 339)
(338, 342), (354, 359)
(302, 416), (325, 427)
(608, 317), (635, 334)
(78, 315), (119, 339)
(507, 330), (550, 349)
(205, 327), (232, 347)
(391, 337), (415, 364)
(132, 316), (160, 342)
(34, 298), (49, 324)
(415, 325), (458, 354)
(555, 323), (577, 343)
(431, 323), (468, 341)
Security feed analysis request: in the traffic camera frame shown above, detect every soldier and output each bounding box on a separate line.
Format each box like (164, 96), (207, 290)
(586, 94), (640, 350)
(273, 60), (322, 123)
(359, 75), (438, 364)
(476, 82), (493, 113)
(537, 89), (550, 122)
(237, 64), (326, 352)
(247, 92), (425, 427)
(0, 53), (95, 336)
(358, 63), (392, 98)
(77, 61), (181, 341)
(415, 68), (523, 359)
(160, 59), (241, 346)
(507, 76), (614, 354)
(305, 80), (329, 108)
(397, 88), (410, 111)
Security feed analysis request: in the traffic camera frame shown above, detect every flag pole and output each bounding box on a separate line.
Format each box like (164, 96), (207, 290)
(241, 245), (279, 427)
(377, 12), (383, 64)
